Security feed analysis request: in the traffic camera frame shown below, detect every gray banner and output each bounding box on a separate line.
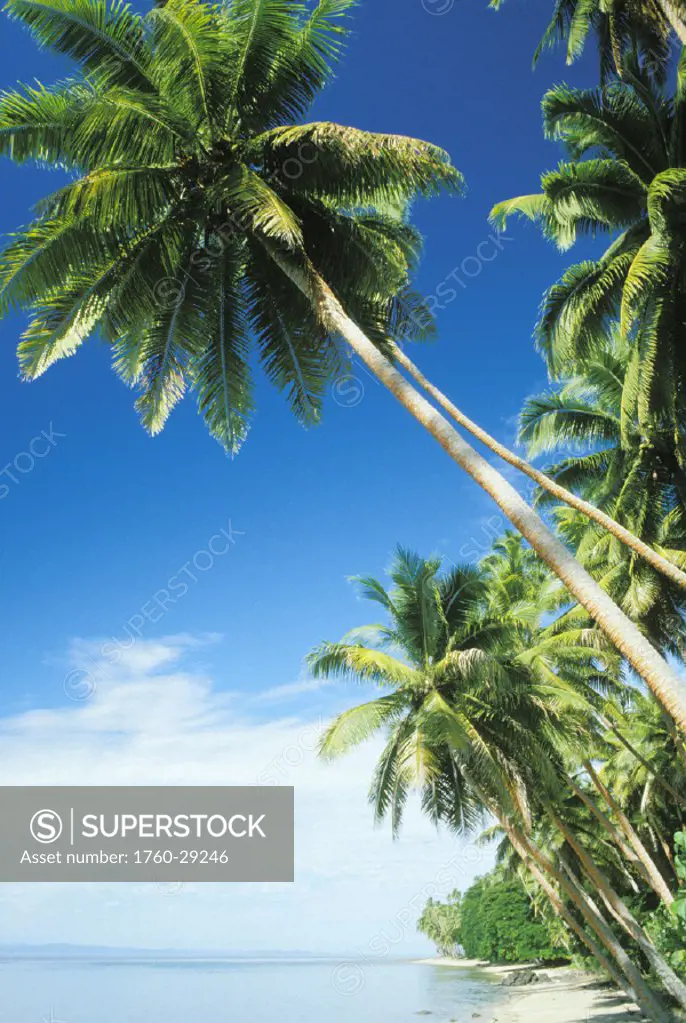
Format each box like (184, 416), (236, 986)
(0, 787), (294, 882)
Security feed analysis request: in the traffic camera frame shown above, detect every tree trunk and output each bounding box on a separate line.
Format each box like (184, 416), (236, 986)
(556, 860), (673, 1022)
(393, 347), (686, 591)
(659, 834), (679, 880)
(558, 857), (644, 998)
(569, 778), (652, 889)
(658, 0), (686, 44)
(551, 811), (686, 1009)
(490, 815), (671, 1019)
(269, 252), (686, 731)
(583, 760), (675, 908)
(504, 825), (638, 1000)
(467, 783), (669, 1020)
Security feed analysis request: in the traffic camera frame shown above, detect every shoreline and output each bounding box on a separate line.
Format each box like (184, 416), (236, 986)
(415, 958), (643, 1022)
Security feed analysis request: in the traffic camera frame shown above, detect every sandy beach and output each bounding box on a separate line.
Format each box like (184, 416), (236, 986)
(416, 958), (644, 1022)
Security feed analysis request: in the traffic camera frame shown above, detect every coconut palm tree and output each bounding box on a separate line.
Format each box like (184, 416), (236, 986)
(480, 540), (686, 1003)
(519, 330), (686, 659)
(309, 546), (676, 1019)
(475, 530), (685, 911)
(308, 545), (602, 833)
(2, 0), (686, 728)
(492, 58), (686, 440)
(480, 532), (684, 911)
(534, 0), (678, 79)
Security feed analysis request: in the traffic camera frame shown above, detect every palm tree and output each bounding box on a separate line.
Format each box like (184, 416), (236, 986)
(492, 59), (686, 441)
(308, 545), (601, 835)
(478, 531), (684, 910)
(481, 539), (686, 1005)
(567, 765), (677, 906)
(532, 0), (679, 79)
(308, 546), (675, 1019)
(488, 0), (683, 79)
(519, 330), (686, 660)
(2, 0), (686, 728)
(481, 532), (685, 911)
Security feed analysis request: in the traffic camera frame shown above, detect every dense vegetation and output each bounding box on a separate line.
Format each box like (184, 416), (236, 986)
(1, 0), (686, 1018)
(419, 873), (561, 963)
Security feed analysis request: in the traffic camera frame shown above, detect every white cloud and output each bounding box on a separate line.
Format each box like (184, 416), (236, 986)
(0, 637), (493, 954)
(254, 677), (332, 703)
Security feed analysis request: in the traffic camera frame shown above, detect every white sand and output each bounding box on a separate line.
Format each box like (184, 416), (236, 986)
(415, 959), (644, 1022)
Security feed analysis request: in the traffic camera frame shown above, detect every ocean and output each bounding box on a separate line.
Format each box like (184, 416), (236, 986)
(0, 956), (501, 1022)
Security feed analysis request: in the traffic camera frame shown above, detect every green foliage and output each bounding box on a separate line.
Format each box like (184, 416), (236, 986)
(310, 540), (606, 837)
(461, 875), (561, 963)
(519, 329), (686, 657)
(417, 891), (463, 957)
(0, 0), (462, 452)
(313, 537), (686, 1003)
(497, 60), (686, 661)
(643, 903), (686, 977)
(419, 874), (562, 964)
(525, 0), (672, 84)
(493, 61), (686, 447)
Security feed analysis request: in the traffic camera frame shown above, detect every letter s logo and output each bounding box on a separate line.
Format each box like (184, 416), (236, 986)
(30, 809), (63, 844)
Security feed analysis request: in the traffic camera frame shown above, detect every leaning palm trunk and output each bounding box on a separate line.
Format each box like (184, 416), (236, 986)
(556, 855), (670, 1014)
(538, 845), (671, 1022)
(582, 760), (675, 908)
(392, 347), (686, 592)
(504, 825), (638, 1000)
(550, 811), (686, 1010)
(473, 786), (670, 1021)
(570, 780), (651, 882)
(271, 252), (686, 732)
(569, 777), (672, 905)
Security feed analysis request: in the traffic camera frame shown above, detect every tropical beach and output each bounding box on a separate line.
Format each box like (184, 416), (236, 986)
(420, 960), (642, 1022)
(0, 0), (686, 1019)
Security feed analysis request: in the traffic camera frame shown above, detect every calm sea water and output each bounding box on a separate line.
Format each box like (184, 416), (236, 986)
(0, 957), (501, 1023)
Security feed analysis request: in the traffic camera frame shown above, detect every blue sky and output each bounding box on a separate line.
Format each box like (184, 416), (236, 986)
(0, 0), (598, 953)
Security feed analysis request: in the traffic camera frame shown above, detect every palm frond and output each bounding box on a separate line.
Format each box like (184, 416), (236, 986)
(4, 0), (153, 90)
(248, 122), (463, 206)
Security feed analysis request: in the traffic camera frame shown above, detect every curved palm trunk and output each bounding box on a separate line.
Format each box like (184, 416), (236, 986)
(475, 790), (670, 1021)
(558, 877), (670, 1022)
(557, 858), (653, 1006)
(270, 252), (686, 732)
(550, 810), (686, 1010)
(582, 760), (675, 908)
(504, 826), (638, 1000)
(539, 847), (672, 1022)
(392, 347), (686, 592)
(569, 779), (654, 890)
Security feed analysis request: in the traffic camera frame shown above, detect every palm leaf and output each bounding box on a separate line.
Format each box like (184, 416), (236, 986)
(190, 245), (254, 454)
(4, 0), (153, 90)
(318, 693), (408, 761)
(249, 122), (463, 206)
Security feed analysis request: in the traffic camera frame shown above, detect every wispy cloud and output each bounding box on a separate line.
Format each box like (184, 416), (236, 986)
(254, 677), (331, 704)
